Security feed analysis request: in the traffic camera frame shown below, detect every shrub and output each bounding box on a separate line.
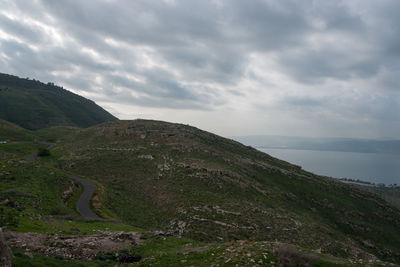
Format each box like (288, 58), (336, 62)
(38, 147), (50, 157)
(94, 249), (142, 263)
(273, 244), (318, 267)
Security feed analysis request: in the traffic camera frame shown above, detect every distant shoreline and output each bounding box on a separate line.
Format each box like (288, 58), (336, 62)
(256, 146), (400, 155)
(257, 147), (399, 187)
(337, 178), (399, 188)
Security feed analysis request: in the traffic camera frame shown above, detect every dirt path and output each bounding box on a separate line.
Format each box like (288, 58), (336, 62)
(67, 175), (103, 221)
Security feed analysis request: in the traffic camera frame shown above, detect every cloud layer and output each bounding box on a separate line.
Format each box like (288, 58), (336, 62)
(1, 0), (399, 138)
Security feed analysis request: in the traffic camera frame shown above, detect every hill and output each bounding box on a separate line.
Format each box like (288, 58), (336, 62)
(60, 120), (400, 263)
(0, 120), (35, 141)
(0, 73), (117, 130)
(1, 119), (400, 266)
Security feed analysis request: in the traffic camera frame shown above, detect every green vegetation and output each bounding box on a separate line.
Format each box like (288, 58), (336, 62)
(0, 73), (117, 130)
(0, 119), (35, 141)
(38, 147), (51, 157)
(365, 185), (400, 210)
(61, 120), (400, 263)
(1, 119), (400, 266)
(11, 248), (109, 267)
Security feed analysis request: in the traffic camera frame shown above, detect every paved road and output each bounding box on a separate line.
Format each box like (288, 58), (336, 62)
(27, 143), (103, 221)
(67, 175), (103, 221)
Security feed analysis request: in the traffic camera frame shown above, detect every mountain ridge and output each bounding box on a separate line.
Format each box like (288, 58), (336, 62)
(0, 73), (117, 130)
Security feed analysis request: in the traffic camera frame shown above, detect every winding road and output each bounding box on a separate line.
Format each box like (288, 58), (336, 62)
(67, 175), (103, 221)
(27, 143), (103, 221)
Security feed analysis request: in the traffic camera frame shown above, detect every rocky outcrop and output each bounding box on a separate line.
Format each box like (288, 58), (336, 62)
(4, 231), (141, 260)
(0, 228), (13, 267)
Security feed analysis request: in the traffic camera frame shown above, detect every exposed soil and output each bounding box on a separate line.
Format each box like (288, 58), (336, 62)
(4, 231), (141, 260)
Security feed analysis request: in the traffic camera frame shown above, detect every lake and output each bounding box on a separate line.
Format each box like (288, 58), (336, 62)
(258, 148), (400, 185)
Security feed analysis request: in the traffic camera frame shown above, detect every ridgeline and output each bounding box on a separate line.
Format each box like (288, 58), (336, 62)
(0, 73), (117, 130)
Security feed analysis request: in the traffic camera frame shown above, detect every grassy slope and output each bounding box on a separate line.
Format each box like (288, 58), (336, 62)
(1, 120), (400, 266)
(0, 125), (143, 266)
(56, 119), (400, 263)
(0, 73), (117, 130)
(0, 120), (36, 141)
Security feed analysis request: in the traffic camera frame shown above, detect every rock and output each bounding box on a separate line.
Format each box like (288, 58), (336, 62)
(138, 155), (154, 160)
(4, 230), (142, 261)
(0, 199), (9, 205)
(0, 228), (13, 267)
(114, 233), (136, 241)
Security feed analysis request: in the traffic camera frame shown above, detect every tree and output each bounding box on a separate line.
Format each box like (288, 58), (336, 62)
(38, 147), (50, 157)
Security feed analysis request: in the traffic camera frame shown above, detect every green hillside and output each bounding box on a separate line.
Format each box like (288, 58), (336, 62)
(1, 119), (400, 266)
(0, 120), (35, 141)
(59, 120), (400, 263)
(0, 73), (117, 130)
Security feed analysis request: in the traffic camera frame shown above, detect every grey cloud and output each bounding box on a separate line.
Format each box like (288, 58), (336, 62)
(311, 1), (365, 32)
(0, 13), (45, 44)
(284, 96), (323, 107)
(278, 48), (381, 84)
(228, 1), (309, 50)
(1, 0), (397, 88)
(105, 70), (222, 109)
(1, 0), (400, 138)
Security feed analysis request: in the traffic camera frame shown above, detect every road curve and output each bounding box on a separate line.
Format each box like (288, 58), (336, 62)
(27, 144), (103, 221)
(67, 174), (103, 221)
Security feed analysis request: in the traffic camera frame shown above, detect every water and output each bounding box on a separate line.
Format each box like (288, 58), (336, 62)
(259, 148), (400, 185)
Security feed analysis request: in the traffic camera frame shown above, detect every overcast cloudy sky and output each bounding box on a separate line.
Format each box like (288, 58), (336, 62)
(1, 0), (399, 138)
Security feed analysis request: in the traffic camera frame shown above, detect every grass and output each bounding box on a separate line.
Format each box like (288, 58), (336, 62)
(0, 119), (35, 141)
(52, 120), (400, 263)
(10, 236), (397, 267)
(12, 248), (111, 267)
(0, 142), (38, 156)
(134, 237), (367, 267)
(14, 216), (142, 235)
(0, 73), (117, 130)
(0, 149), (142, 235)
(365, 185), (400, 210)
(66, 183), (83, 216)
(1, 119), (400, 265)
(35, 126), (80, 142)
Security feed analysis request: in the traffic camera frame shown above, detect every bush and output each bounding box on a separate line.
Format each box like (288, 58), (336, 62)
(273, 244), (318, 267)
(38, 147), (50, 157)
(94, 249), (142, 263)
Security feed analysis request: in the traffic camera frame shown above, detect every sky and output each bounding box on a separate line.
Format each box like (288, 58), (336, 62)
(0, 0), (399, 139)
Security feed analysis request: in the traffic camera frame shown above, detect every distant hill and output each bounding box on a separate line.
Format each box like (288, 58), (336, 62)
(0, 119), (35, 141)
(234, 135), (400, 154)
(0, 73), (117, 130)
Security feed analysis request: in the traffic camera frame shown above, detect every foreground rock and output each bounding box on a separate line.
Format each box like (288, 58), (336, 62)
(0, 228), (13, 267)
(4, 230), (141, 260)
